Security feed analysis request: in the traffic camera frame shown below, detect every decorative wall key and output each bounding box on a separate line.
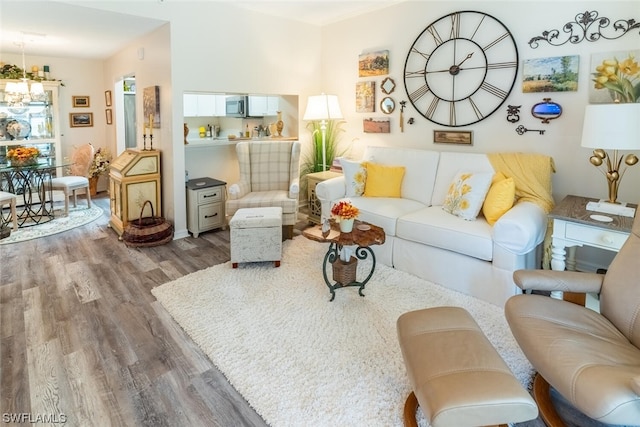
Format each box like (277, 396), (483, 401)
(516, 125), (545, 135)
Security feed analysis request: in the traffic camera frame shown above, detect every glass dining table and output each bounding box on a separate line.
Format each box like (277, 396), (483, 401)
(0, 160), (69, 227)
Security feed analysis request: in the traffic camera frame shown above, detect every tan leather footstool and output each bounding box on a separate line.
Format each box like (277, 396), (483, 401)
(397, 306), (538, 427)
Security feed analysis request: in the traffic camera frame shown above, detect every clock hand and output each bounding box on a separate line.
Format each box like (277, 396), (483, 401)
(456, 52), (473, 67)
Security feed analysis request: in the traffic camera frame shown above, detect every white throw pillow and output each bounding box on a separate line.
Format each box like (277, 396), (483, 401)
(442, 171), (493, 220)
(340, 158), (367, 197)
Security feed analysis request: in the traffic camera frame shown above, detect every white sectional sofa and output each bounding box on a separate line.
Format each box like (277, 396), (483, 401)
(315, 146), (553, 307)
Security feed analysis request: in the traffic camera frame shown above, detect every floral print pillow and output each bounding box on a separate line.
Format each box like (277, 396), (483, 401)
(443, 171), (493, 220)
(340, 158), (367, 197)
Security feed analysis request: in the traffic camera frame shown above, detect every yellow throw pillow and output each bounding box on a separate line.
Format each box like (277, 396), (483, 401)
(363, 162), (405, 198)
(482, 172), (516, 225)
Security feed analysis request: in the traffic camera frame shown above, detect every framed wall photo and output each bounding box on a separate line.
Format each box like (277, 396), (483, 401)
(70, 112), (93, 127)
(72, 96), (90, 107)
(363, 117), (390, 133)
(356, 81), (375, 113)
(143, 85), (160, 128)
(358, 49), (389, 77)
(433, 130), (473, 145)
(105, 90), (112, 107)
(105, 109), (113, 125)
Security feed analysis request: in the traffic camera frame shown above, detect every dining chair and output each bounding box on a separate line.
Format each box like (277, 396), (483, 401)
(50, 143), (95, 216)
(0, 191), (18, 231)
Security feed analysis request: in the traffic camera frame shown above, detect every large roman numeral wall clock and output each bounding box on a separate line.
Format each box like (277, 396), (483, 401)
(404, 11), (519, 127)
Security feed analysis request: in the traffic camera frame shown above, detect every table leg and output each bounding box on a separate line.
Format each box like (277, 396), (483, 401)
(321, 243), (377, 301)
(550, 239), (566, 300)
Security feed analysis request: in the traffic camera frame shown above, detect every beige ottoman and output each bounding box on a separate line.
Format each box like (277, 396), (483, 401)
(230, 207), (282, 268)
(397, 306), (538, 427)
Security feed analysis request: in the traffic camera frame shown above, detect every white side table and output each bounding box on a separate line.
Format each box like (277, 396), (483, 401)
(186, 177), (226, 238)
(549, 195), (635, 304)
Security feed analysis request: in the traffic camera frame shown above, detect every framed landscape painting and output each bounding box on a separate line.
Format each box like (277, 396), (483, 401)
(522, 55), (579, 93)
(358, 50), (389, 77)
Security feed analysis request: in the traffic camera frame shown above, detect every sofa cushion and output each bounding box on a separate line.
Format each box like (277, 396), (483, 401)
(442, 171), (492, 220)
(340, 158), (367, 197)
(363, 162), (405, 198)
(348, 196), (426, 237)
(483, 172), (516, 225)
(397, 206), (493, 261)
(431, 152), (494, 206)
(363, 146), (439, 205)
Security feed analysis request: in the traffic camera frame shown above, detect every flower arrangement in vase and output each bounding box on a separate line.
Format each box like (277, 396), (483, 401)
(6, 146), (39, 166)
(88, 147), (111, 179)
(331, 200), (359, 232)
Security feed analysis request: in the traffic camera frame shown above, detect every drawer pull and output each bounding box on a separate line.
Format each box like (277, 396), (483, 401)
(205, 213), (218, 219)
(204, 193), (218, 198)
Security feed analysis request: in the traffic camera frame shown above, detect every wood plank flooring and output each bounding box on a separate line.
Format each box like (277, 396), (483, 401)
(0, 194), (600, 427)
(1, 194), (268, 427)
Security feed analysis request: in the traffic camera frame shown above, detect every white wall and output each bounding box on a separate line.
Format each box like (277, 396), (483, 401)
(4, 1), (638, 261)
(320, 1), (640, 205)
(89, 1), (323, 238)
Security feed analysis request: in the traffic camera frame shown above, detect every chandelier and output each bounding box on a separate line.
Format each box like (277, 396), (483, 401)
(4, 42), (45, 108)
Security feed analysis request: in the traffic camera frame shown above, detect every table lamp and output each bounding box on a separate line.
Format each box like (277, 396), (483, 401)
(581, 103), (640, 216)
(303, 94), (343, 171)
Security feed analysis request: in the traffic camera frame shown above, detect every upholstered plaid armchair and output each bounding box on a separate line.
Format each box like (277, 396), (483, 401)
(226, 140), (301, 239)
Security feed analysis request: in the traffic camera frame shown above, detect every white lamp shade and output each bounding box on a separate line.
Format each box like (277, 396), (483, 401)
(581, 103), (640, 150)
(303, 94), (343, 121)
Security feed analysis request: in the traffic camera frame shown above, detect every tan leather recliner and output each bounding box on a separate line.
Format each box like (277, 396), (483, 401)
(505, 211), (640, 426)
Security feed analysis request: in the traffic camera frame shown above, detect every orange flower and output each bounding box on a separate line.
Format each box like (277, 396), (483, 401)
(331, 200), (359, 220)
(7, 146), (40, 162)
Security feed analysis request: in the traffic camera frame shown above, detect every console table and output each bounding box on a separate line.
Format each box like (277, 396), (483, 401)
(549, 194), (636, 304)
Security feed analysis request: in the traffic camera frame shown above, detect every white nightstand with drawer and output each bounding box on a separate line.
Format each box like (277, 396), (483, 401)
(550, 195), (635, 271)
(186, 177), (227, 238)
(549, 195), (636, 305)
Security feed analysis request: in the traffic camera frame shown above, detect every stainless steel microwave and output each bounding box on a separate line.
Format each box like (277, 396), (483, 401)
(225, 96), (246, 117)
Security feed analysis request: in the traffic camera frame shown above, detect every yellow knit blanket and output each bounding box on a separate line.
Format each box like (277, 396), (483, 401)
(488, 152), (556, 214)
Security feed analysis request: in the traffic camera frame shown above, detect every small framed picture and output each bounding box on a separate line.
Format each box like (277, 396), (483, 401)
(105, 109), (113, 125)
(433, 130), (473, 145)
(105, 90), (112, 107)
(72, 96), (90, 108)
(70, 112), (93, 127)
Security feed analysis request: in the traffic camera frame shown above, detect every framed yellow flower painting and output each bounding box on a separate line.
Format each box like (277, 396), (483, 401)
(589, 49), (640, 104)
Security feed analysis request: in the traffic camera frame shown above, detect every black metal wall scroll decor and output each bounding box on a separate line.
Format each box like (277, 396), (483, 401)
(529, 10), (640, 48)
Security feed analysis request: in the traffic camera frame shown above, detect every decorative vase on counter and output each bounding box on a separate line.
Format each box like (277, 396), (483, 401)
(276, 111), (284, 137)
(183, 123), (189, 145)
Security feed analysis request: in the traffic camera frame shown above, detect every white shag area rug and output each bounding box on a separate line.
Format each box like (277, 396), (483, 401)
(0, 205), (102, 244)
(152, 236), (534, 427)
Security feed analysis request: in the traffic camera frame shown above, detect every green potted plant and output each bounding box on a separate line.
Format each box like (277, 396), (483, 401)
(300, 119), (347, 195)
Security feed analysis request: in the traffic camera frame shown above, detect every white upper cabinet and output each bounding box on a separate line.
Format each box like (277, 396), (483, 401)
(248, 95), (279, 117)
(183, 93), (226, 117)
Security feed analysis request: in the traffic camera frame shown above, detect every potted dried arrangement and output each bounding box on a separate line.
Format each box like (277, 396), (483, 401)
(88, 147), (111, 196)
